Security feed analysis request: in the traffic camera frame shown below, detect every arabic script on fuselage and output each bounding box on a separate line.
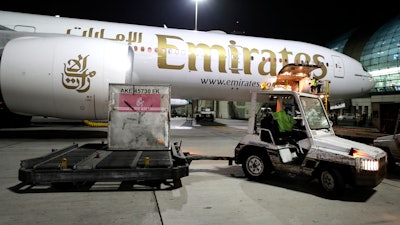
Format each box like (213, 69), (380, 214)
(65, 27), (328, 80)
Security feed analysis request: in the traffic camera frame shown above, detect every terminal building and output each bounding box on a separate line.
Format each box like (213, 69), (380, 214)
(327, 14), (400, 133)
(177, 15), (400, 134)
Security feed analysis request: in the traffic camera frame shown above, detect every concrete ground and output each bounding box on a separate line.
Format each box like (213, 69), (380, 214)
(0, 117), (400, 225)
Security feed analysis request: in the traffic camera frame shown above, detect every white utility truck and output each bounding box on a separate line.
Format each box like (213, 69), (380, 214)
(195, 107), (215, 122)
(234, 90), (387, 195)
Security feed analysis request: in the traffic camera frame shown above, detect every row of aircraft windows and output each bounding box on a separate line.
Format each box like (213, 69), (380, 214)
(131, 45), (324, 65)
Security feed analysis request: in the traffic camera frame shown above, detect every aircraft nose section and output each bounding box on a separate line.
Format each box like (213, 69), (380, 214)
(363, 72), (375, 93)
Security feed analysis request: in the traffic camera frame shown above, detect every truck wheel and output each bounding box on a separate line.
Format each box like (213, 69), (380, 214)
(319, 168), (345, 195)
(242, 151), (271, 181)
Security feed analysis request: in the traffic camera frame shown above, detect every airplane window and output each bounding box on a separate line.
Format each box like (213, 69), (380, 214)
(141, 47), (145, 52)
(147, 47), (152, 53)
(155, 48), (158, 53)
(134, 46), (138, 51)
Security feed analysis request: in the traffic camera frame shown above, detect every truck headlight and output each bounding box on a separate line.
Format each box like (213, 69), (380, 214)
(360, 159), (379, 171)
(350, 148), (380, 171)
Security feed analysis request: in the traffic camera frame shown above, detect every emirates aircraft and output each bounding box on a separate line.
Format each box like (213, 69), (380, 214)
(0, 11), (374, 127)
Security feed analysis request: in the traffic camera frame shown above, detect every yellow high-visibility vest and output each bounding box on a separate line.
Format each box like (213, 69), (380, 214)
(273, 110), (296, 132)
(311, 78), (317, 87)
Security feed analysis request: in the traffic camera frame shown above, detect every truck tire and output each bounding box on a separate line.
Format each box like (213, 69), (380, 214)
(319, 168), (345, 195)
(242, 151), (272, 181)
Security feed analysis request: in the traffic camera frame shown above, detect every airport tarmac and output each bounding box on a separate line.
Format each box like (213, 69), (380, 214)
(1, 117), (400, 225)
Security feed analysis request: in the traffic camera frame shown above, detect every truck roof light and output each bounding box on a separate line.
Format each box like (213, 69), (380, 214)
(350, 148), (370, 158)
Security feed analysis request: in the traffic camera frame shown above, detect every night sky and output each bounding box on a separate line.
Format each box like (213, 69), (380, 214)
(1, 1), (399, 46)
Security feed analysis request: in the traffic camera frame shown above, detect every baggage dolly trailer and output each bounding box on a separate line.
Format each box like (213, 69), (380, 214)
(18, 142), (189, 189)
(18, 84), (190, 190)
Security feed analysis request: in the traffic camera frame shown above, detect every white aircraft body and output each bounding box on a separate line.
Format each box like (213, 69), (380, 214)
(0, 11), (374, 126)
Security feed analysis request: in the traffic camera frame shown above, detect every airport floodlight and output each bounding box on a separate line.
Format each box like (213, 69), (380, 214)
(194, 0), (205, 30)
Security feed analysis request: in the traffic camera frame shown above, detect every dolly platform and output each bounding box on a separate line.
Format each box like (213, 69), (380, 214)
(18, 142), (189, 189)
(18, 84), (190, 190)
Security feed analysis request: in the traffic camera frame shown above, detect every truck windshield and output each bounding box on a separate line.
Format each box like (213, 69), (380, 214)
(300, 96), (330, 130)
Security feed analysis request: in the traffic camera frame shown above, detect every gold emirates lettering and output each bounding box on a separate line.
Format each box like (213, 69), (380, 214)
(156, 34), (327, 79)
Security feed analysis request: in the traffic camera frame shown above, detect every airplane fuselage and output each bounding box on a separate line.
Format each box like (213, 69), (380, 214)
(0, 11), (374, 120)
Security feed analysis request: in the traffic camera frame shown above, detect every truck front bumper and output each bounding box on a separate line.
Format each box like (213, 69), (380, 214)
(353, 161), (387, 188)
